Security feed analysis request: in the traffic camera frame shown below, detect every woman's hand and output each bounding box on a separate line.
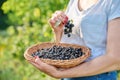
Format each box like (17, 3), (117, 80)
(49, 11), (68, 33)
(49, 11), (68, 43)
(28, 56), (62, 78)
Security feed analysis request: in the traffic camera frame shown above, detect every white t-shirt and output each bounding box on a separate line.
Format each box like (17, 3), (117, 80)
(61, 0), (120, 61)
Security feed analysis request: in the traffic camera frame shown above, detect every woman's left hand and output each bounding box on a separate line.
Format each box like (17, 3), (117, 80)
(28, 56), (62, 79)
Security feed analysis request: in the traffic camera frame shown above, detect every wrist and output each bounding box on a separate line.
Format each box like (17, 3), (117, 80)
(54, 30), (63, 43)
(53, 28), (63, 33)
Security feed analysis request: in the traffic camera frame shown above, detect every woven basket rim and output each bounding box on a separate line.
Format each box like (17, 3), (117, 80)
(24, 42), (91, 68)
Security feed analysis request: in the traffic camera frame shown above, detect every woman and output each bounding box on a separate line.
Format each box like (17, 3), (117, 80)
(29, 0), (120, 80)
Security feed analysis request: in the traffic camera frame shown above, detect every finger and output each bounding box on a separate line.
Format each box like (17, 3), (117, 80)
(55, 11), (64, 15)
(56, 12), (68, 24)
(54, 11), (65, 21)
(61, 15), (68, 24)
(28, 59), (46, 72)
(49, 18), (61, 28)
(35, 56), (49, 67)
(29, 57), (60, 77)
(27, 60), (35, 63)
(57, 68), (66, 71)
(52, 13), (57, 18)
(58, 15), (68, 25)
(49, 11), (68, 28)
(55, 11), (67, 20)
(28, 60), (40, 69)
(49, 14), (59, 26)
(53, 15), (66, 26)
(49, 18), (55, 28)
(57, 15), (63, 22)
(53, 11), (66, 23)
(35, 57), (58, 72)
(30, 61), (38, 67)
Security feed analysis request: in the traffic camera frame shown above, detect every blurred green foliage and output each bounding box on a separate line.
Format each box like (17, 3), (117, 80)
(0, 0), (68, 80)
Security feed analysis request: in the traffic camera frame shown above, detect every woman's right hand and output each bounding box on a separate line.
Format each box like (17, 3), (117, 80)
(49, 11), (68, 33)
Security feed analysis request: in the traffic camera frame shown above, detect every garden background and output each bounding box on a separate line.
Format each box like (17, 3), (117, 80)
(0, 0), (120, 80)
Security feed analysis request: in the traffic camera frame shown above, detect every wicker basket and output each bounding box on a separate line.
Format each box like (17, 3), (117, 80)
(24, 42), (91, 68)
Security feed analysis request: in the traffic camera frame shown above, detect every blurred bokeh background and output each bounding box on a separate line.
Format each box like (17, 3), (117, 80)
(0, 0), (120, 80)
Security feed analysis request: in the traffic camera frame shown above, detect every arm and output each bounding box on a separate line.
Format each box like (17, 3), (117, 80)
(56, 18), (120, 78)
(28, 17), (120, 79)
(49, 11), (68, 43)
(53, 28), (63, 43)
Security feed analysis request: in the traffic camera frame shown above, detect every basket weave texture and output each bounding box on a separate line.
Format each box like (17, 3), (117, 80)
(24, 42), (91, 68)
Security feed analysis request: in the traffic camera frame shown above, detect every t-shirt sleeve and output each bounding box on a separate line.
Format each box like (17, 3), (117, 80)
(108, 0), (120, 21)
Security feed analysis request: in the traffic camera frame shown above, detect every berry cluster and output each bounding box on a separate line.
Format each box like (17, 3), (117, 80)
(31, 45), (84, 60)
(64, 20), (74, 37)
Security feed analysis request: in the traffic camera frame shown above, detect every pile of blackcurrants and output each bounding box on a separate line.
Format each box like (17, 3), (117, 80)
(64, 20), (74, 37)
(31, 45), (84, 60)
